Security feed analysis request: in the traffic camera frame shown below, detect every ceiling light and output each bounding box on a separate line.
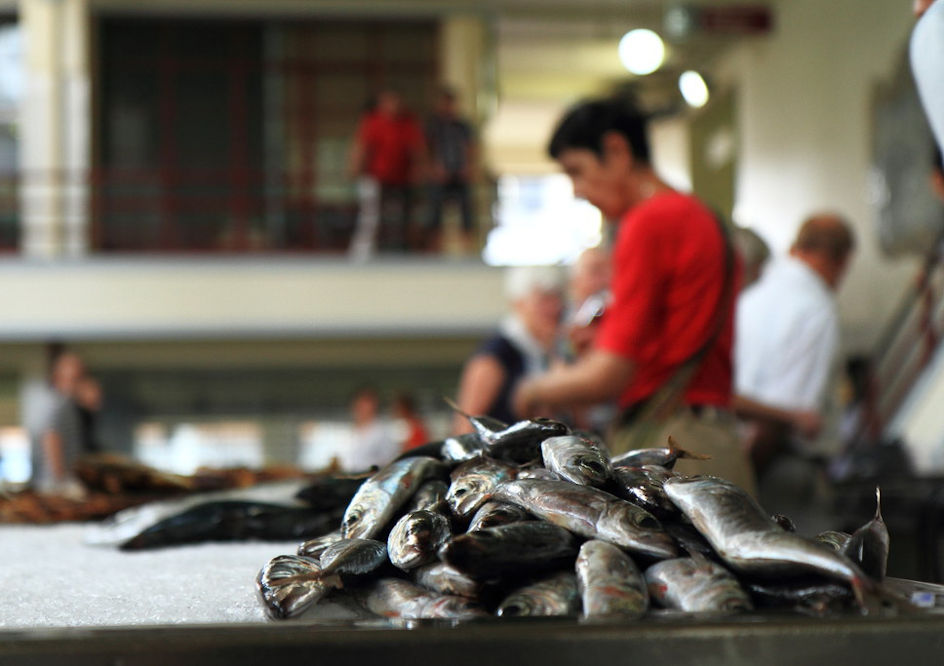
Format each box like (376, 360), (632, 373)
(618, 29), (665, 75)
(679, 70), (709, 108)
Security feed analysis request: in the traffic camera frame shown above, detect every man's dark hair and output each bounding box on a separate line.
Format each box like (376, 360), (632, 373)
(547, 96), (651, 165)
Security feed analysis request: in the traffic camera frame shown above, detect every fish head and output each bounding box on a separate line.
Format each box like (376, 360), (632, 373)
(572, 454), (611, 486)
(403, 512), (438, 546)
(598, 503), (677, 559)
(341, 497), (383, 540)
(446, 474), (491, 517)
(424, 595), (486, 620)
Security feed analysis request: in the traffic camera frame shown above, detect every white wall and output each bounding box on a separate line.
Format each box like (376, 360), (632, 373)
(0, 259), (505, 340)
(722, 0), (921, 352)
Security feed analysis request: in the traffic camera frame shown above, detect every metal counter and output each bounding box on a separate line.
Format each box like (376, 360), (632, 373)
(3, 613), (944, 666)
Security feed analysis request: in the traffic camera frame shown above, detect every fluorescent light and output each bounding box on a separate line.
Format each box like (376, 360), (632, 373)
(618, 29), (665, 76)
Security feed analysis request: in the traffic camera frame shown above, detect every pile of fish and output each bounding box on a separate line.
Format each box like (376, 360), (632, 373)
(255, 412), (907, 623)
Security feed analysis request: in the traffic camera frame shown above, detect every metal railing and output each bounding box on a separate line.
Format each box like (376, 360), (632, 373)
(863, 248), (944, 442)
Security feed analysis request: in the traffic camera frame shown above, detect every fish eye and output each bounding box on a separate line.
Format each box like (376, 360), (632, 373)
(452, 487), (468, 497)
(637, 515), (660, 530)
(500, 603), (527, 616)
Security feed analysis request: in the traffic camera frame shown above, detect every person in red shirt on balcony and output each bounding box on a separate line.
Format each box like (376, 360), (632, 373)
(512, 95), (756, 495)
(348, 90), (425, 260)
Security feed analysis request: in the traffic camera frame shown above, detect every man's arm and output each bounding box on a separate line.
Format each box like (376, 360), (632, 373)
(731, 395), (822, 438)
(452, 355), (507, 434)
(513, 349), (633, 418)
(41, 429), (66, 482)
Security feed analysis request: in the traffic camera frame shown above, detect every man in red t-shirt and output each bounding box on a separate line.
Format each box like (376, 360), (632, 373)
(348, 90), (424, 260)
(513, 96), (755, 493)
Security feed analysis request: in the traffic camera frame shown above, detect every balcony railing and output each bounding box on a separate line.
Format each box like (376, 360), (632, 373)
(2, 168), (491, 255)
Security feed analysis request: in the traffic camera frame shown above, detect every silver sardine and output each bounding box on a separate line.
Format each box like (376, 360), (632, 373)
(446, 456), (517, 518)
(441, 434), (486, 464)
(297, 529), (343, 559)
(497, 571), (580, 617)
(341, 457), (446, 540)
(663, 476), (872, 605)
(439, 520), (578, 578)
(541, 435), (613, 488)
(576, 540), (648, 619)
(645, 554), (752, 613)
(387, 509), (452, 571)
(492, 479), (677, 559)
(467, 501), (531, 532)
(407, 480), (450, 514)
(413, 562), (481, 599)
(842, 487), (889, 580)
(608, 465), (679, 519)
(319, 538), (388, 577)
(360, 578), (487, 620)
(610, 437), (709, 470)
(256, 555), (340, 619)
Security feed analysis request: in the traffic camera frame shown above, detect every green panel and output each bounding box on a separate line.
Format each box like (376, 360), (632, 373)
(690, 89), (737, 221)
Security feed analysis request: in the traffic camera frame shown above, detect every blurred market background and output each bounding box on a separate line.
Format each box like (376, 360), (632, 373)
(0, 0), (942, 563)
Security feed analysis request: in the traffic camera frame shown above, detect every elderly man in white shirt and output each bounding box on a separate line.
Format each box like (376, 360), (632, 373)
(913, 0), (944, 152)
(734, 214), (855, 477)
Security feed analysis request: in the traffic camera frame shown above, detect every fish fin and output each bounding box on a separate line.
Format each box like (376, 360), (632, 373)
(666, 436), (712, 461)
(685, 546), (713, 571)
(256, 555), (337, 620)
(443, 396), (472, 419)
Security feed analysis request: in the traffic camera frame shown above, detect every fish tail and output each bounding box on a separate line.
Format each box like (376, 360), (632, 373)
(256, 555), (337, 620)
(666, 435), (712, 461)
(875, 486), (883, 522)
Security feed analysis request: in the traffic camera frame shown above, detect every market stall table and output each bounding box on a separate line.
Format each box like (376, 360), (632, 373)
(3, 523), (944, 666)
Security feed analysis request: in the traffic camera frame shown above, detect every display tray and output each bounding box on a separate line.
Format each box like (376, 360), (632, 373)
(4, 613), (944, 666)
(4, 524), (944, 665)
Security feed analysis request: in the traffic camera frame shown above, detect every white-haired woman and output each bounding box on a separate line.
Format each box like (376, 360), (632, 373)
(452, 266), (564, 433)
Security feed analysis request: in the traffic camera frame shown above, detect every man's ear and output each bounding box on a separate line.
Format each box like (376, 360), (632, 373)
(601, 131), (634, 170)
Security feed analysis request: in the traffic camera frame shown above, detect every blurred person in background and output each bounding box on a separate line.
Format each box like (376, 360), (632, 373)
(733, 214), (855, 479)
(424, 86), (477, 254)
(566, 245), (611, 358)
(348, 89), (425, 261)
(913, 0), (944, 152)
(392, 391), (430, 451)
(733, 226), (771, 290)
(565, 246), (614, 435)
(453, 266), (564, 432)
(512, 96), (755, 495)
(24, 347), (87, 496)
(339, 386), (399, 473)
(75, 375), (103, 455)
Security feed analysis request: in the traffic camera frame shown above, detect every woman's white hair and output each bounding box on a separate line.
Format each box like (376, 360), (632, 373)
(504, 265), (565, 302)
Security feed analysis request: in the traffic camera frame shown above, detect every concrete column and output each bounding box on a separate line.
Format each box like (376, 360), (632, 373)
(19, 0), (91, 258)
(61, 0), (91, 257)
(439, 14), (491, 125)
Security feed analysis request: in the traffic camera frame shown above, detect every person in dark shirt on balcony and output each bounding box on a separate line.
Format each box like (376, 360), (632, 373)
(424, 87), (477, 254)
